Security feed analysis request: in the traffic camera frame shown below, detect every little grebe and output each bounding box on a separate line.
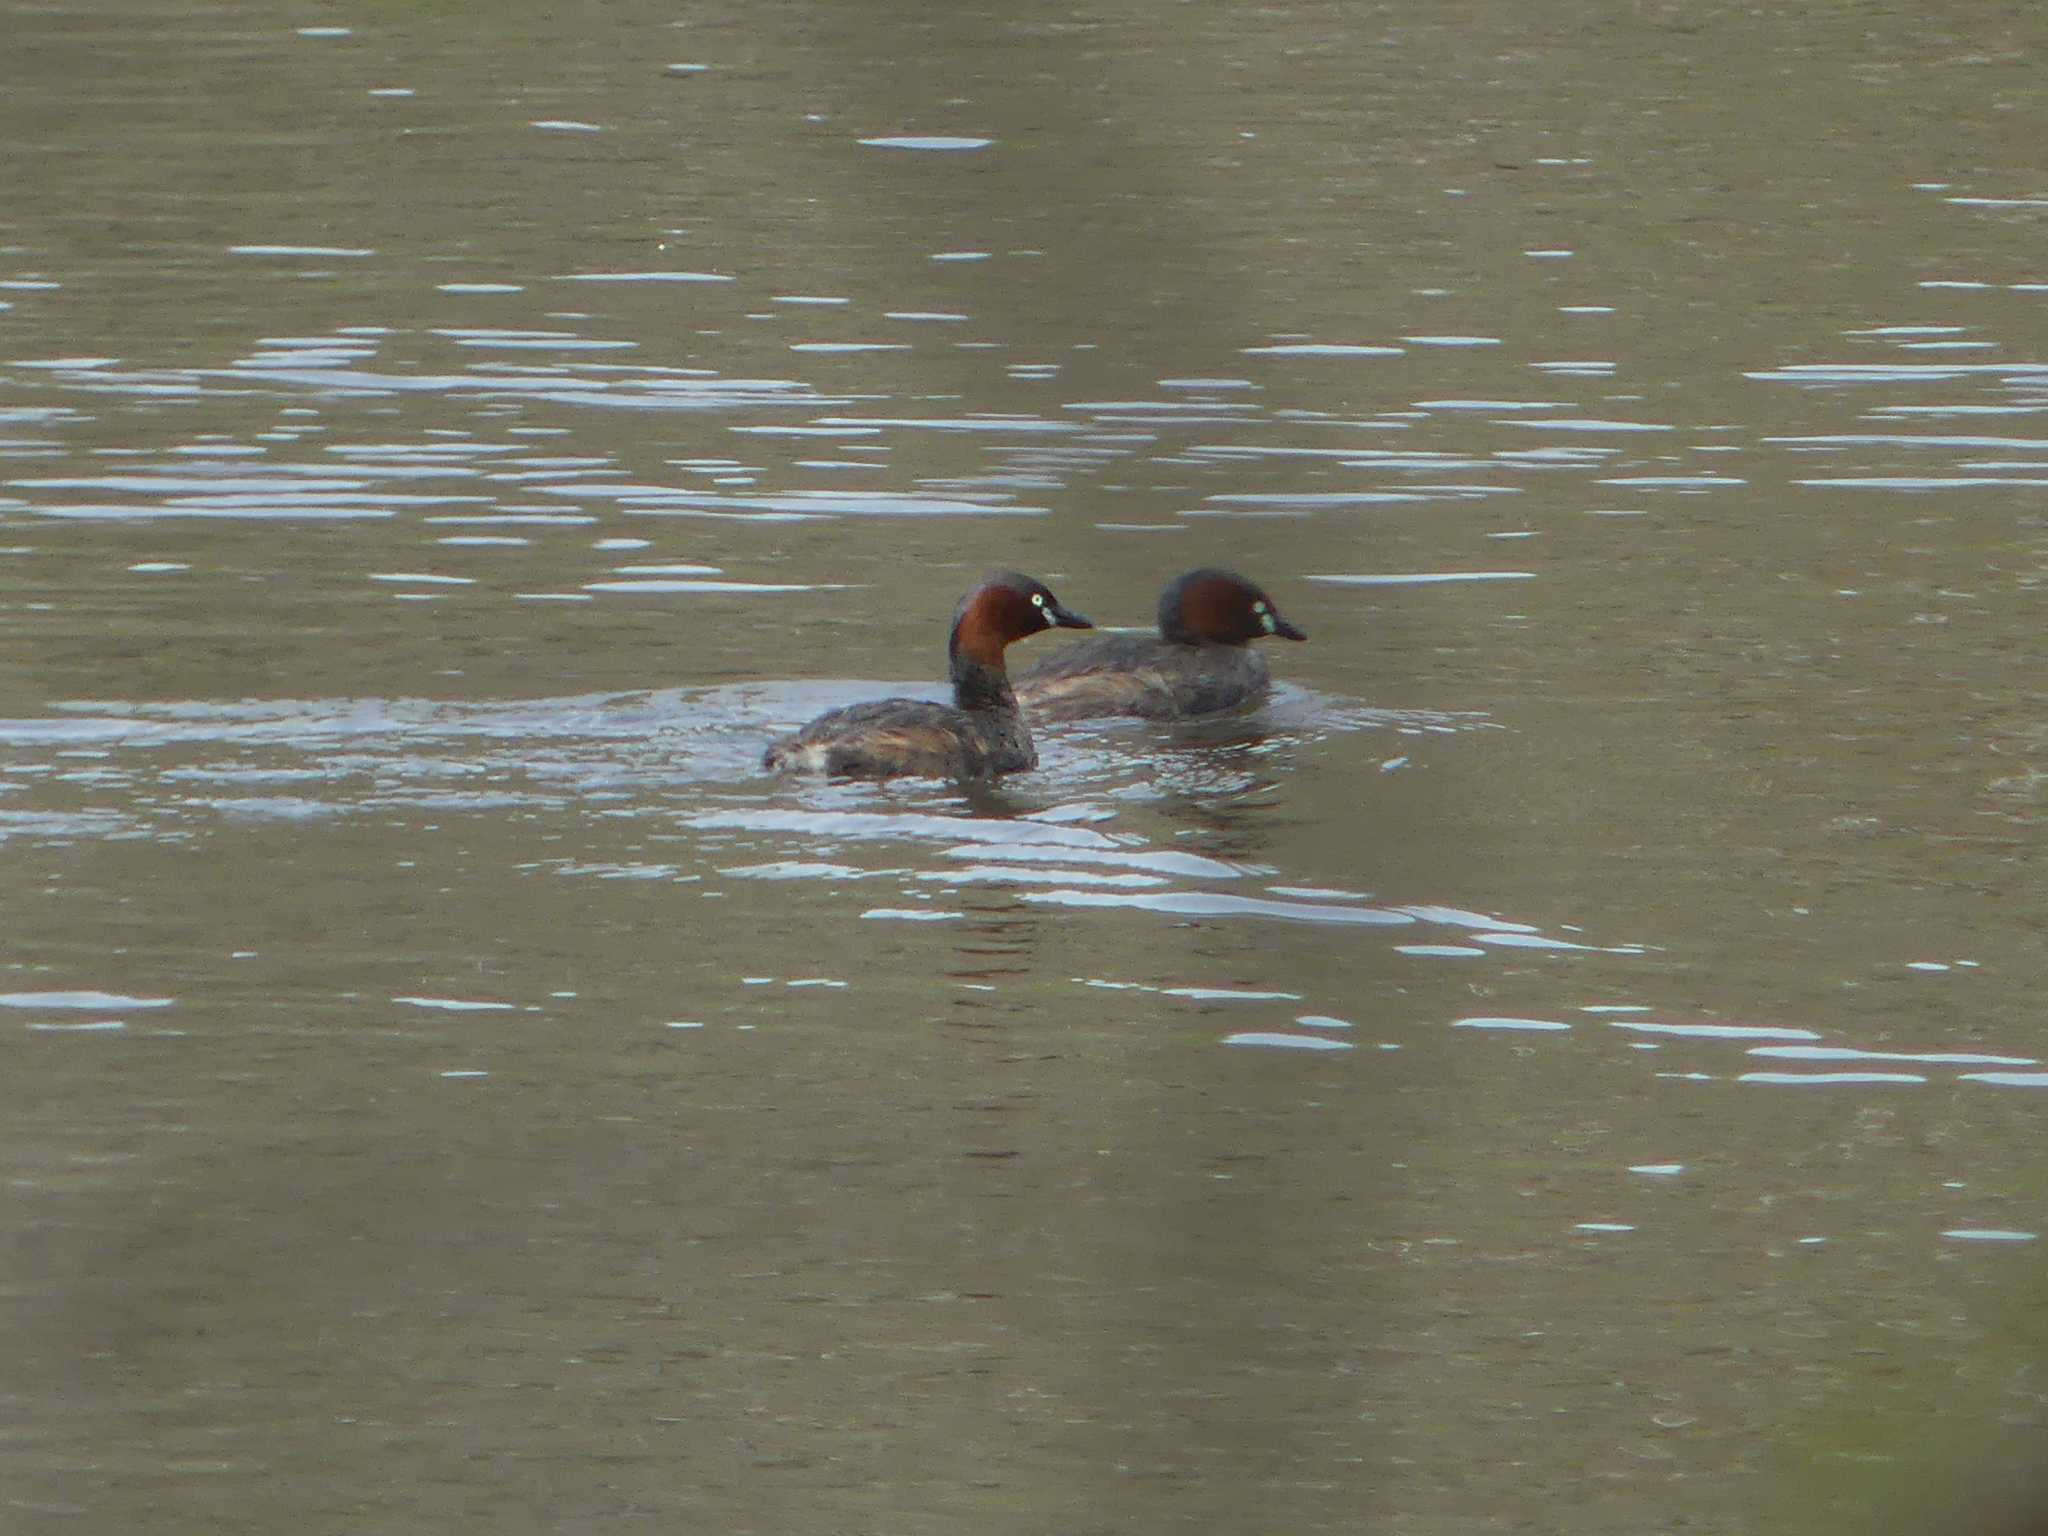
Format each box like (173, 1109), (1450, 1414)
(1012, 567), (1305, 721)
(763, 571), (1092, 778)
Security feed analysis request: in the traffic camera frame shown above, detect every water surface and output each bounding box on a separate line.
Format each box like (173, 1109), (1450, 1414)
(6, 3), (2048, 1531)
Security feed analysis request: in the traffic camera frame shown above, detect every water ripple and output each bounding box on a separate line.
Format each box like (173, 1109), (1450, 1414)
(1022, 889), (1414, 924)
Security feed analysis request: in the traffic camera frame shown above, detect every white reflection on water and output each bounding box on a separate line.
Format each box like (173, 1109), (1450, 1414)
(1749, 1045), (2037, 1066)
(719, 861), (892, 881)
(585, 580), (849, 594)
(0, 990), (174, 1008)
(545, 862), (680, 881)
(1737, 1072), (1926, 1086)
(1749, 362), (2048, 385)
(1240, 343), (1403, 357)
(1023, 889), (1414, 924)
(857, 136), (993, 151)
(1221, 1032), (1355, 1051)
(1795, 476), (2048, 491)
(1499, 417), (1671, 432)
(1078, 980), (1303, 1001)
(1611, 1021), (1818, 1041)
(552, 271), (734, 283)
(230, 243), (370, 257)
(945, 843), (1244, 879)
(925, 865), (1169, 888)
(1471, 932), (1603, 951)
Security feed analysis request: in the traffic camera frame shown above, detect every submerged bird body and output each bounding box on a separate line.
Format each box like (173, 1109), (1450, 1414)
(763, 572), (1091, 779)
(1013, 568), (1306, 722)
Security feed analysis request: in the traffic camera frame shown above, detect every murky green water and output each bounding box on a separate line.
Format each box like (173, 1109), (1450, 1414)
(6, 2), (2048, 1531)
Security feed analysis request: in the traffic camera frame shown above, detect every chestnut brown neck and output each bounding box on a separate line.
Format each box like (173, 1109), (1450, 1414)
(948, 594), (1027, 712)
(950, 603), (1015, 673)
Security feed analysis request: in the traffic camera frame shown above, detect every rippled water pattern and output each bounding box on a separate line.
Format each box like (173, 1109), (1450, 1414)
(8, 4), (2048, 1532)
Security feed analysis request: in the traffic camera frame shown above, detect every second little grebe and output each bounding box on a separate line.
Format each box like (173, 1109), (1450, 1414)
(762, 571), (1092, 779)
(1012, 568), (1306, 721)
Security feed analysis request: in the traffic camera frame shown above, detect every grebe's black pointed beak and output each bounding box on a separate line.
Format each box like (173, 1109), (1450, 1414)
(1048, 599), (1092, 630)
(1272, 614), (1307, 642)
